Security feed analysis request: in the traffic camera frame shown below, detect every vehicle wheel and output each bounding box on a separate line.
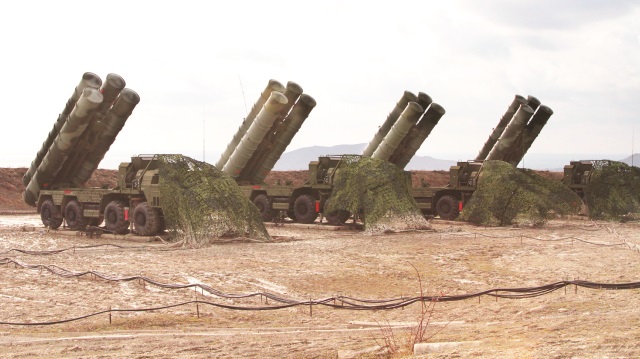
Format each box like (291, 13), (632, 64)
(133, 202), (164, 236)
(293, 194), (318, 224)
(65, 200), (87, 230)
(41, 199), (63, 229)
(104, 200), (130, 234)
(253, 194), (273, 222)
(436, 195), (459, 220)
(326, 210), (351, 225)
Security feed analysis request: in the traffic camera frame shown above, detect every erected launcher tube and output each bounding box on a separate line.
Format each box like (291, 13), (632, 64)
(485, 104), (534, 161)
(238, 81), (304, 182)
(216, 79), (285, 169)
(222, 92), (289, 178)
(391, 103), (446, 169)
(22, 72), (103, 186)
(71, 88), (141, 185)
(475, 95), (527, 161)
(362, 91), (418, 157)
(23, 88), (104, 206)
(506, 105), (553, 166)
(55, 73), (127, 185)
(252, 93), (317, 183)
(371, 101), (423, 161)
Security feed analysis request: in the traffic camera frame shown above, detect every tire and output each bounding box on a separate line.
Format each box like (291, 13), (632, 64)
(436, 195), (459, 220)
(40, 199), (63, 229)
(133, 202), (164, 236)
(293, 194), (318, 224)
(253, 194), (274, 222)
(65, 200), (87, 230)
(104, 200), (130, 234)
(326, 210), (351, 225)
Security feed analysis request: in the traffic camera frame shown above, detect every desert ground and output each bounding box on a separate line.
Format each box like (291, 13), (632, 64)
(1, 212), (639, 358)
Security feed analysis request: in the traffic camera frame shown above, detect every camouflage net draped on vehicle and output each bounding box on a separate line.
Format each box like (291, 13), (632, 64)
(325, 156), (430, 233)
(584, 161), (640, 220)
(157, 155), (269, 246)
(459, 160), (582, 226)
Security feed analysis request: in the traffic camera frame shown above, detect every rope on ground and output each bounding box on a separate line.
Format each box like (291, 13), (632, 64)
(1, 256), (639, 326)
(0, 279), (638, 326)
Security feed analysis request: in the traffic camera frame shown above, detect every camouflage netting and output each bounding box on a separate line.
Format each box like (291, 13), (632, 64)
(584, 161), (640, 220)
(324, 156), (430, 234)
(459, 160), (582, 226)
(157, 155), (269, 246)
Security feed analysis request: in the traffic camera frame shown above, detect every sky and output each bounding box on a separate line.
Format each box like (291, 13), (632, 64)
(1, 0), (639, 169)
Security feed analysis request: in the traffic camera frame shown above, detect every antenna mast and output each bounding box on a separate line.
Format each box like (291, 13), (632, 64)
(239, 76), (248, 115)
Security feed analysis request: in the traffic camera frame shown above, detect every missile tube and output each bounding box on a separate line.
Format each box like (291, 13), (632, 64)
(215, 79), (285, 169)
(475, 95), (527, 161)
(392, 103), (446, 169)
(507, 105), (554, 166)
(222, 92), (288, 178)
(71, 88), (141, 185)
(23, 88), (104, 206)
(252, 93), (317, 183)
(56, 73), (127, 184)
(362, 91), (418, 157)
(22, 72), (102, 186)
(371, 101), (423, 161)
(485, 104), (534, 161)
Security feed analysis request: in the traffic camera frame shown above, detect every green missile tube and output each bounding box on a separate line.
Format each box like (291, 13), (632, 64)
(22, 72), (102, 186)
(236, 81), (303, 182)
(475, 95), (527, 161)
(279, 81), (303, 117)
(252, 93), (317, 183)
(371, 101), (423, 161)
(526, 95), (541, 113)
(222, 91), (288, 178)
(56, 73), (127, 184)
(485, 104), (534, 161)
(507, 105), (553, 166)
(416, 92), (433, 112)
(23, 88), (104, 206)
(392, 103), (446, 169)
(362, 91), (418, 157)
(215, 79), (285, 169)
(71, 88), (141, 185)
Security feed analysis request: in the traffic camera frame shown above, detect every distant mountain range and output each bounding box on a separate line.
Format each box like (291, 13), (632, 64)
(272, 143), (640, 171)
(273, 143), (456, 171)
(620, 153), (640, 167)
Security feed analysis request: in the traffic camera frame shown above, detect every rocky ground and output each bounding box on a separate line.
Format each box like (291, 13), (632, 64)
(1, 214), (639, 358)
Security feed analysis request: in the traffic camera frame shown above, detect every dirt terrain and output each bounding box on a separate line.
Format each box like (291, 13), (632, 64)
(1, 214), (639, 358)
(3, 167), (636, 358)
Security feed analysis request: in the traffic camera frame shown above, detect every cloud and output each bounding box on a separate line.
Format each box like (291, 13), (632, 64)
(458, 0), (636, 29)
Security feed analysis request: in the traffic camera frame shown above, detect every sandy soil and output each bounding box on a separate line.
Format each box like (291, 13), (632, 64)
(1, 214), (639, 358)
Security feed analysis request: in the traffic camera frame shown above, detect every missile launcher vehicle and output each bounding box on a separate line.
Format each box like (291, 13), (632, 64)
(217, 79), (353, 224)
(417, 95), (553, 220)
(23, 72), (166, 236)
